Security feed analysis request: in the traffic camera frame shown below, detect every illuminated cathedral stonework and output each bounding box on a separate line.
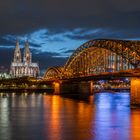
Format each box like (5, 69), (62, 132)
(10, 38), (39, 77)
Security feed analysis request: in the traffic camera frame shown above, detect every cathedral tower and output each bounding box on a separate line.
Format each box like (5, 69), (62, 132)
(13, 38), (21, 63)
(23, 37), (32, 64)
(10, 37), (39, 78)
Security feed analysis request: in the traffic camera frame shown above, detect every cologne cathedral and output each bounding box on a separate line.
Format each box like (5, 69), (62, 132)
(10, 38), (39, 77)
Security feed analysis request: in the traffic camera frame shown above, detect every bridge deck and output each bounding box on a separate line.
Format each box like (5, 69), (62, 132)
(61, 69), (140, 82)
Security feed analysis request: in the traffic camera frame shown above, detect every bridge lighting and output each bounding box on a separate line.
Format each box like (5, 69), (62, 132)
(44, 40), (140, 80)
(53, 82), (60, 94)
(125, 78), (130, 82)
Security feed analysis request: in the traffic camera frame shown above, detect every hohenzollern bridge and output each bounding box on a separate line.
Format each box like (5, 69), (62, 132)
(44, 39), (140, 105)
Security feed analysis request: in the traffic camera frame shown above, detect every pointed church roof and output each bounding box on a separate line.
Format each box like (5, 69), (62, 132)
(24, 36), (30, 54)
(15, 38), (20, 52)
(13, 38), (21, 63)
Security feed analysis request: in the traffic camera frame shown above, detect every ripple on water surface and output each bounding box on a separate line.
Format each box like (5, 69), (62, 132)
(0, 92), (140, 140)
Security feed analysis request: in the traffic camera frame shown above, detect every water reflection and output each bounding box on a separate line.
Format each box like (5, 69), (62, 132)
(0, 98), (11, 140)
(131, 109), (140, 140)
(94, 93), (131, 140)
(0, 92), (140, 140)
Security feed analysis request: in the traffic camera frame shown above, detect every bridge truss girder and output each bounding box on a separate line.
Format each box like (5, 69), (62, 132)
(63, 39), (140, 78)
(44, 67), (63, 80)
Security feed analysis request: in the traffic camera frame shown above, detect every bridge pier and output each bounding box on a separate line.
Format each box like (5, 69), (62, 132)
(90, 81), (94, 95)
(53, 81), (61, 94)
(131, 77), (140, 105)
(60, 81), (92, 99)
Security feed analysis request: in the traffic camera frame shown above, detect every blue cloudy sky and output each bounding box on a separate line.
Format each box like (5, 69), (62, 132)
(0, 0), (140, 75)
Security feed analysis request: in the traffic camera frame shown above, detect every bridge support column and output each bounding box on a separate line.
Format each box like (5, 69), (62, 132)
(53, 81), (61, 94)
(131, 77), (140, 105)
(90, 81), (94, 95)
(60, 81), (91, 99)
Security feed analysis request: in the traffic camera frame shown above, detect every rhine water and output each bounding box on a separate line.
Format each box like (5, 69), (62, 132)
(0, 92), (140, 140)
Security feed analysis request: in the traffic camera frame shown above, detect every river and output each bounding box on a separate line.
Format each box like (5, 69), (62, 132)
(0, 92), (140, 140)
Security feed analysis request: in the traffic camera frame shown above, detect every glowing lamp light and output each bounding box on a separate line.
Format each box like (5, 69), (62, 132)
(53, 82), (60, 94)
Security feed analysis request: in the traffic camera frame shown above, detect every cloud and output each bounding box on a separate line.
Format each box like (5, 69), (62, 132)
(0, 37), (15, 47)
(0, 47), (67, 75)
(0, 0), (140, 37)
(1, 0), (140, 75)
(63, 50), (75, 54)
(31, 50), (68, 75)
(0, 47), (14, 68)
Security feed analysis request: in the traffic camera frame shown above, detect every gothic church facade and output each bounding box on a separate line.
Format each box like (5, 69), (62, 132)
(10, 38), (39, 77)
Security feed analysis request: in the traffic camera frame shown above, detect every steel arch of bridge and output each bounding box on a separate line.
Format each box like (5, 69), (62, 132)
(63, 39), (140, 78)
(44, 66), (63, 80)
(44, 39), (140, 80)
(64, 39), (140, 70)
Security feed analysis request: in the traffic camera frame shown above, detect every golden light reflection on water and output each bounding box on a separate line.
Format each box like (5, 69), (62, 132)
(43, 93), (140, 140)
(131, 110), (140, 140)
(0, 93), (140, 140)
(43, 95), (94, 140)
(0, 98), (11, 140)
(43, 95), (62, 140)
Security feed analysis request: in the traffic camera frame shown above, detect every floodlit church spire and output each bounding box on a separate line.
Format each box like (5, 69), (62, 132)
(23, 35), (32, 63)
(13, 38), (21, 63)
(10, 37), (39, 78)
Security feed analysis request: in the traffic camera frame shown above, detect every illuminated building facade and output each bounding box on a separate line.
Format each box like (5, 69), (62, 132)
(0, 66), (11, 79)
(10, 38), (39, 77)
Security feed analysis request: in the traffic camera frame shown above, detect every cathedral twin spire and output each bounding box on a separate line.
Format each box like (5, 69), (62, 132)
(11, 36), (39, 77)
(14, 38), (21, 63)
(14, 37), (32, 64)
